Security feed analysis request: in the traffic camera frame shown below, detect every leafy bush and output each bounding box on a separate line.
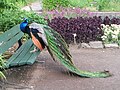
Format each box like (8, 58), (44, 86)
(48, 16), (104, 43)
(103, 16), (120, 25)
(96, 0), (110, 11)
(101, 24), (120, 45)
(0, 9), (47, 32)
(0, 0), (47, 32)
(0, 0), (35, 9)
(43, 7), (93, 20)
(42, 0), (69, 10)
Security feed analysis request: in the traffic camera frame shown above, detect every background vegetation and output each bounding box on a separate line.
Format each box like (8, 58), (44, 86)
(42, 7), (93, 20)
(0, 0), (47, 32)
(69, 0), (120, 11)
(0, 10), (47, 32)
(42, 0), (69, 10)
(0, 0), (35, 10)
(42, 0), (120, 11)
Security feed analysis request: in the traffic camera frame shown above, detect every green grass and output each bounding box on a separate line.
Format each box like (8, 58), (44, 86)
(68, 0), (120, 11)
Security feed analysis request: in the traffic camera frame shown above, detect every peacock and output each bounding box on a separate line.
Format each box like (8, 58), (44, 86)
(20, 18), (111, 78)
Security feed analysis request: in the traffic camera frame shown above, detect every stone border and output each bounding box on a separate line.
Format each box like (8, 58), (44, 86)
(92, 12), (120, 18)
(78, 41), (119, 49)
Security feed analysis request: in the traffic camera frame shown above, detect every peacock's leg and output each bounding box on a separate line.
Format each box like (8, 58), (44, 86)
(30, 46), (39, 53)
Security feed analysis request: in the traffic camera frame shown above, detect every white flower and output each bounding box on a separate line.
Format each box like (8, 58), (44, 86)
(112, 34), (117, 39)
(101, 35), (107, 38)
(101, 24), (120, 44)
(113, 30), (119, 35)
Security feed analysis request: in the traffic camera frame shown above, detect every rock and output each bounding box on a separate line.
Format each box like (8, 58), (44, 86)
(78, 43), (91, 48)
(81, 43), (91, 48)
(21, 2), (42, 12)
(104, 43), (119, 48)
(89, 41), (104, 49)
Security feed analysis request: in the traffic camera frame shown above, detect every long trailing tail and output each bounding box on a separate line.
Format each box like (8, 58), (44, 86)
(63, 61), (111, 78)
(44, 25), (111, 78)
(54, 50), (111, 78)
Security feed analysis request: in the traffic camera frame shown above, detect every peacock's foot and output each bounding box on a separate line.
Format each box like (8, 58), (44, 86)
(30, 47), (38, 53)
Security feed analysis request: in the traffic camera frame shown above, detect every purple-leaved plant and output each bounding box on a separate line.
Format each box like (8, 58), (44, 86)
(48, 16), (120, 43)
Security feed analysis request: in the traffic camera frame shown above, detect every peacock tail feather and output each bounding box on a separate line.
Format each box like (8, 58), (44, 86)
(43, 25), (111, 78)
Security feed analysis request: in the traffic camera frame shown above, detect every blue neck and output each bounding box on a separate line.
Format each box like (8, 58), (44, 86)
(20, 22), (28, 33)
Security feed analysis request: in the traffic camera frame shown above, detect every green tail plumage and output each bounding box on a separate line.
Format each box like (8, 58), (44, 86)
(43, 25), (111, 78)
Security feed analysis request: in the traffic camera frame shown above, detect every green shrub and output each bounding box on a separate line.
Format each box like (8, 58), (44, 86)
(0, 0), (35, 9)
(42, 0), (69, 10)
(96, 0), (109, 11)
(0, 0), (47, 32)
(0, 9), (47, 32)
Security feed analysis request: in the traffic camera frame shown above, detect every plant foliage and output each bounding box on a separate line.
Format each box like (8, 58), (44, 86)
(68, 0), (120, 11)
(103, 16), (120, 25)
(43, 7), (93, 20)
(0, 0), (47, 32)
(48, 16), (120, 43)
(0, 0), (35, 10)
(48, 16), (103, 43)
(42, 0), (69, 10)
(0, 9), (47, 32)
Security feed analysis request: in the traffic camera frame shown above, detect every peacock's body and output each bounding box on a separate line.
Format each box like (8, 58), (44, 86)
(20, 19), (111, 78)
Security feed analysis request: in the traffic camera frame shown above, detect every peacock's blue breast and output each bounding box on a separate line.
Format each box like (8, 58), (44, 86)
(20, 22), (28, 31)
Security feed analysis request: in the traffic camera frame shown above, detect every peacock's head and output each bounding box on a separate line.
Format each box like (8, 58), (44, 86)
(20, 18), (29, 33)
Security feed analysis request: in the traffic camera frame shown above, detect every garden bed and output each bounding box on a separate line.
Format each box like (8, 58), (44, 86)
(48, 16), (120, 44)
(20, 1), (120, 48)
